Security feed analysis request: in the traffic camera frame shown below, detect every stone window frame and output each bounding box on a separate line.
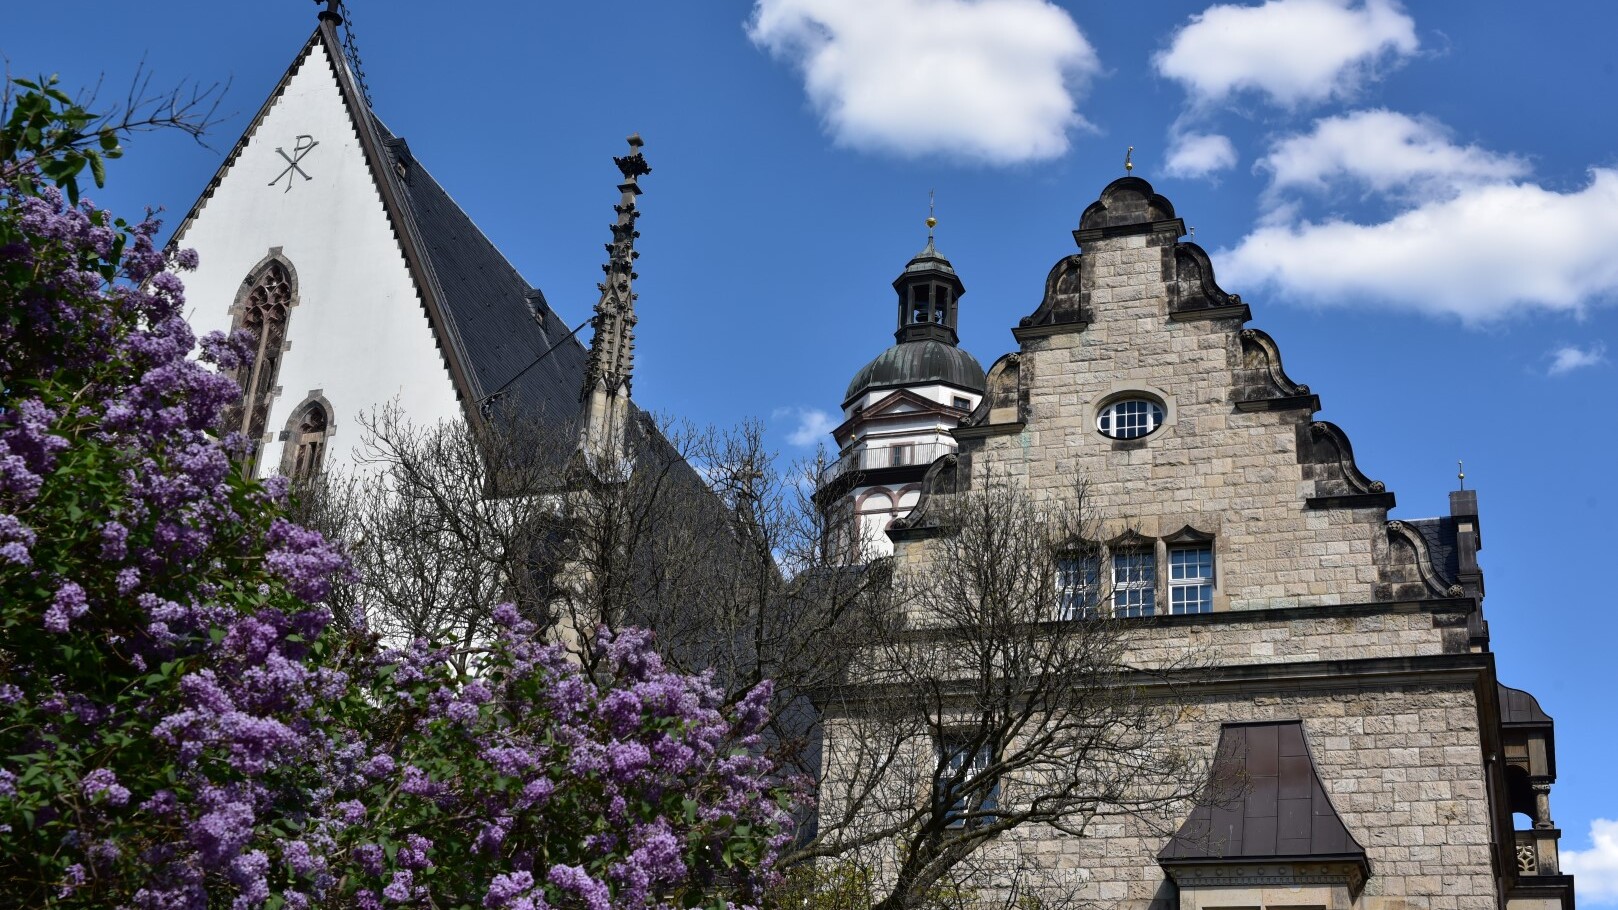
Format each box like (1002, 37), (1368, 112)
(1057, 529), (1221, 619)
(1055, 532), (1160, 619)
(1165, 525), (1217, 615)
(1108, 530), (1157, 617)
(278, 391), (336, 479)
(1091, 384), (1177, 447)
(226, 248), (302, 475)
(1055, 549), (1102, 620)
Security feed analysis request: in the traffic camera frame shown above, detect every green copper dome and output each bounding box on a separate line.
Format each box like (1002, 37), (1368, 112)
(843, 339), (986, 406)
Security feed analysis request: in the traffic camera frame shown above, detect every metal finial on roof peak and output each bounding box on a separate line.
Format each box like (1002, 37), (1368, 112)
(1458, 460), (1466, 491)
(1125, 145), (1134, 174)
(926, 189), (937, 241)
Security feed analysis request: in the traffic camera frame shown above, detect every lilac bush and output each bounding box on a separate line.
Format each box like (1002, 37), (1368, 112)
(0, 83), (788, 908)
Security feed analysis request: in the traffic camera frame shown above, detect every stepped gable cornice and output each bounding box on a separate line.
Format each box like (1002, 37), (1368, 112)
(1299, 420), (1394, 510)
(886, 453), (964, 542)
(1169, 241), (1251, 323)
(168, 29), (323, 247)
(1385, 520), (1463, 599)
(1015, 253), (1088, 339)
(169, 21), (485, 413)
(952, 352), (1025, 439)
(1234, 328), (1320, 413)
(1074, 176), (1186, 244)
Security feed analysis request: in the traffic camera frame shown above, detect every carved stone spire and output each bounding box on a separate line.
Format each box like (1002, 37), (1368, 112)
(578, 134), (650, 474)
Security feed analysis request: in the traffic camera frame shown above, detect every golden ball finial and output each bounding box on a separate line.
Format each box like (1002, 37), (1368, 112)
(926, 216), (938, 230)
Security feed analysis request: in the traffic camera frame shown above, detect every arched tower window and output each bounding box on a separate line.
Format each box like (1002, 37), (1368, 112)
(279, 393), (336, 480)
(226, 254), (297, 473)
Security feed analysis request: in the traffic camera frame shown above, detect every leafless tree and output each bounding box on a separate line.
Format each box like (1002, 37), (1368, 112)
(286, 406), (886, 751)
(288, 414), (1202, 910)
(286, 405), (570, 664)
(790, 473), (1204, 910)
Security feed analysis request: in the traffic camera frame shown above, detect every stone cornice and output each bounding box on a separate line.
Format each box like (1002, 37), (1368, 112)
(951, 422), (1025, 440)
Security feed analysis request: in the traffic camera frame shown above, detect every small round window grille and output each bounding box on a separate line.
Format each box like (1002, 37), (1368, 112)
(1097, 398), (1165, 439)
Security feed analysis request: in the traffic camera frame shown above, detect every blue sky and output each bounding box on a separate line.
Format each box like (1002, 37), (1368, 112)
(8, 0), (1617, 895)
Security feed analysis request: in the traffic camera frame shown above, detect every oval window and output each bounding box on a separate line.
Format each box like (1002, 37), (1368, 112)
(1097, 398), (1165, 439)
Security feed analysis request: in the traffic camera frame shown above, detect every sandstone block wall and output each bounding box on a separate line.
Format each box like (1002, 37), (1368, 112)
(973, 685), (1496, 910)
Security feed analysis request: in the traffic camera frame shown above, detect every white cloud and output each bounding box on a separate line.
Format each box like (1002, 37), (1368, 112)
(1165, 132), (1238, 179)
(747, 0), (1099, 164)
(1259, 110), (1528, 200)
(1547, 342), (1607, 376)
(1155, 0), (1418, 108)
(773, 406), (838, 446)
(1219, 168), (1618, 321)
(1564, 819), (1618, 905)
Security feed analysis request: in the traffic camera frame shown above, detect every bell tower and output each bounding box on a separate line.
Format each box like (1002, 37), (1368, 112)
(891, 219), (965, 345)
(819, 209), (986, 561)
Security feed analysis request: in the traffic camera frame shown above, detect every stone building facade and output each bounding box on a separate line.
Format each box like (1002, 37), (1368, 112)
(818, 177), (1573, 910)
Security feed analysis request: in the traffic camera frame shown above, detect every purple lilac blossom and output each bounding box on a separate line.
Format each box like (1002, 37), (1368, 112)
(1, 157), (788, 904)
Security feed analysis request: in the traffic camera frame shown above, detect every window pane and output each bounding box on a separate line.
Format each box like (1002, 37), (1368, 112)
(1112, 550), (1156, 617)
(1168, 543), (1213, 614)
(1056, 555), (1100, 619)
(937, 738), (998, 826)
(1097, 398), (1165, 439)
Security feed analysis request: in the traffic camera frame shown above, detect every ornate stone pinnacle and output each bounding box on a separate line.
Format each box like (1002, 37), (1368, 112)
(581, 135), (650, 404)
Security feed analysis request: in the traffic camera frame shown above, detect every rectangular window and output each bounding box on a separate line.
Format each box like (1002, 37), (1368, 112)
(952, 396), (971, 410)
(1169, 544), (1214, 614)
(1056, 554), (1100, 620)
(888, 444), (913, 467)
(1112, 550), (1156, 617)
(936, 737), (997, 827)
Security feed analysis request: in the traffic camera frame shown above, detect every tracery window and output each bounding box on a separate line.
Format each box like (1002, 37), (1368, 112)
(226, 258), (295, 472)
(285, 400), (331, 479)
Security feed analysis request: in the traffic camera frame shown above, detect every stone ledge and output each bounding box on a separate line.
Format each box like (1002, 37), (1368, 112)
(1169, 303), (1252, 323)
(1012, 321), (1089, 342)
(953, 422), (1025, 440)
(1307, 492), (1397, 510)
(1074, 217), (1186, 244)
(1235, 394), (1322, 414)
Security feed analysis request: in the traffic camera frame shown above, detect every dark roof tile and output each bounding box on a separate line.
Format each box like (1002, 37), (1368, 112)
(372, 119), (588, 427)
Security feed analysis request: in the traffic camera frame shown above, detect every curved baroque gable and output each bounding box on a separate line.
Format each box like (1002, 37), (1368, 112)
(1078, 176), (1177, 234)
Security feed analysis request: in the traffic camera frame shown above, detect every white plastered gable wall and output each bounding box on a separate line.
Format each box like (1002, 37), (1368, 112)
(174, 38), (462, 477)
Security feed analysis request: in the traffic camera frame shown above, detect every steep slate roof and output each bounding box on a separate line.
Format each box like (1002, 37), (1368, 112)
(1159, 721), (1367, 872)
(372, 124), (588, 425)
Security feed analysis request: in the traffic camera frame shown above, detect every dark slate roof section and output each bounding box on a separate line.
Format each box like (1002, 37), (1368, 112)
(371, 117), (589, 428)
(844, 340), (987, 406)
(1159, 721), (1367, 871)
(1499, 683), (1554, 726)
(1406, 517), (1460, 586)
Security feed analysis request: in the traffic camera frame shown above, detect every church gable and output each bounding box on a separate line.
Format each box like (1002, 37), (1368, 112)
(171, 20), (587, 476)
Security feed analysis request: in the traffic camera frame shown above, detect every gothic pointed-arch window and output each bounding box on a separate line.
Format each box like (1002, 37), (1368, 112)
(279, 394), (335, 480)
(289, 401), (329, 478)
(226, 255), (296, 472)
